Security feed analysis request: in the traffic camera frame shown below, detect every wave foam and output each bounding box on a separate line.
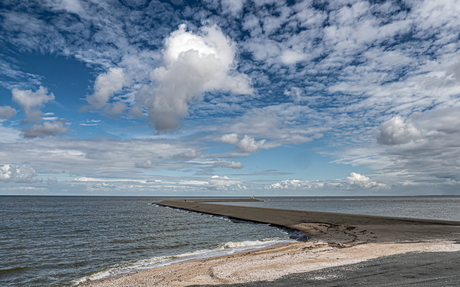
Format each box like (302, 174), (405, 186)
(72, 238), (294, 285)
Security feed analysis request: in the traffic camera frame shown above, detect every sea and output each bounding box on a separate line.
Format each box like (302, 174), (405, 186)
(2, 195), (460, 287)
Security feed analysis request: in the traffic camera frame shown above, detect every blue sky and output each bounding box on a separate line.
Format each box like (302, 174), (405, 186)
(1, 0), (460, 196)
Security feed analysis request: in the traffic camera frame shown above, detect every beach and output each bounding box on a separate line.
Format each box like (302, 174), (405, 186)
(81, 198), (460, 286)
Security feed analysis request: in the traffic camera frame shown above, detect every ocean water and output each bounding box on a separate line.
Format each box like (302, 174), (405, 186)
(0, 196), (292, 287)
(2, 196), (460, 287)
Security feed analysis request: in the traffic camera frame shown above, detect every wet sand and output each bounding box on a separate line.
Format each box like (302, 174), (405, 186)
(82, 199), (460, 286)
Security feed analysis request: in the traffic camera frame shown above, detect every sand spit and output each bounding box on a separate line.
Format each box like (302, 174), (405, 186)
(82, 199), (460, 286)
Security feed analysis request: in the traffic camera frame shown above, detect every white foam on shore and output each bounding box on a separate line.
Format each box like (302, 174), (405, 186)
(72, 238), (295, 286)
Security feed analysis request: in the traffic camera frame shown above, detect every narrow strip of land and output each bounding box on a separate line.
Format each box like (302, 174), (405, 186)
(157, 198), (460, 244)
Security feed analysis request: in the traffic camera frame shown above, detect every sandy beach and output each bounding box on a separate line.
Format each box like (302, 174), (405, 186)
(82, 199), (460, 286)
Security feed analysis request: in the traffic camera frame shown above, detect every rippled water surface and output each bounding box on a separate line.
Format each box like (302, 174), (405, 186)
(3, 196), (460, 286)
(0, 196), (289, 287)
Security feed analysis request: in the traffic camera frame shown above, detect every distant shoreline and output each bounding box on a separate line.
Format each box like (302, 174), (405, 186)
(82, 198), (460, 286)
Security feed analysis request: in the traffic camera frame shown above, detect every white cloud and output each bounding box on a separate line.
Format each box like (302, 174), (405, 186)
(268, 179), (303, 190)
(0, 106), (17, 119)
(85, 67), (127, 110)
(22, 121), (69, 138)
(43, 117), (58, 121)
(73, 177), (110, 182)
(208, 175), (246, 190)
(221, 0), (246, 17)
(220, 133), (239, 144)
(80, 119), (100, 127)
(0, 57), (43, 89)
(0, 138), (203, 179)
(213, 160), (243, 169)
(12, 86), (54, 123)
(0, 164), (37, 183)
(376, 116), (422, 145)
(136, 24), (253, 131)
(211, 175), (229, 179)
(279, 50), (308, 65)
(219, 105), (324, 141)
(10, 86), (69, 138)
(67, 174), (247, 193)
(235, 135), (266, 153)
(211, 105), (320, 153)
(0, 126), (21, 143)
(346, 172), (387, 189)
(178, 180), (210, 186)
(46, 0), (84, 15)
(268, 172), (387, 190)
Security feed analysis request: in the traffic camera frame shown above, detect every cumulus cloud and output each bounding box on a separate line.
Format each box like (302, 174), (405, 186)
(136, 24), (252, 131)
(346, 172), (387, 189)
(22, 121), (69, 138)
(85, 67), (127, 110)
(213, 160), (243, 169)
(0, 106), (17, 119)
(376, 116), (422, 145)
(0, 164), (37, 182)
(268, 172), (387, 190)
(235, 135), (266, 153)
(12, 86), (54, 123)
(220, 133), (239, 144)
(269, 179), (304, 190)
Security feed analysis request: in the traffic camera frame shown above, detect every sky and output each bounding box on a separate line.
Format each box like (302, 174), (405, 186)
(1, 0), (460, 196)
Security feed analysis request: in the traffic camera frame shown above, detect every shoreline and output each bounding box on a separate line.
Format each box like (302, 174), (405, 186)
(82, 199), (460, 286)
